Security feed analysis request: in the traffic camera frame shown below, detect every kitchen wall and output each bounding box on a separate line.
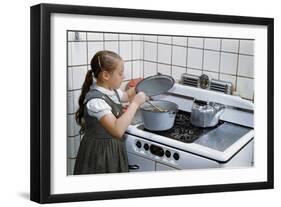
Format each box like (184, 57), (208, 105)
(67, 31), (254, 175)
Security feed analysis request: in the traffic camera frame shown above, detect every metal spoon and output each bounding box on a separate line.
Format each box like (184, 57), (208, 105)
(146, 100), (166, 112)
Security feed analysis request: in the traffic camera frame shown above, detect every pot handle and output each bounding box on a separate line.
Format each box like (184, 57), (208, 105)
(168, 110), (177, 117)
(128, 165), (140, 170)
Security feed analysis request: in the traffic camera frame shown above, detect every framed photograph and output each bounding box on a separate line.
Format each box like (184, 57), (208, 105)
(30, 3), (274, 203)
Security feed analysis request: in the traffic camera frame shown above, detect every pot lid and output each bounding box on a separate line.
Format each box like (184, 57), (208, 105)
(135, 75), (175, 96)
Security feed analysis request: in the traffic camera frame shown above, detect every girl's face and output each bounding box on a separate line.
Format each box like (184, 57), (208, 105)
(107, 61), (125, 89)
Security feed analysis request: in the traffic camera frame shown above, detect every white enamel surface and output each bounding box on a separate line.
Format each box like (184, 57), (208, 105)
(167, 83), (254, 110)
(126, 125), (254, 162)
(126, 83), (254, 162)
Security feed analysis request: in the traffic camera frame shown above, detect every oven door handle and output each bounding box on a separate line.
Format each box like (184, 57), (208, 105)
(128, 165), (140, 170)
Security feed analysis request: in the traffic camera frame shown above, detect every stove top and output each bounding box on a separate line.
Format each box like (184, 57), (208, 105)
(137, 110), (224, 143)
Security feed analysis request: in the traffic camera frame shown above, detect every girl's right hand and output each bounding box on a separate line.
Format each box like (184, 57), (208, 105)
(132, 91), (146, 106)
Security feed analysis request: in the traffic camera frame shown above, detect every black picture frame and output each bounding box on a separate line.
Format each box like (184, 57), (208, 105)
(30, 3), (274, 204)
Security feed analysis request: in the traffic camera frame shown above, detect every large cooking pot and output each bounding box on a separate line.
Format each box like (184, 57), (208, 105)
(140, 100), (178, 131)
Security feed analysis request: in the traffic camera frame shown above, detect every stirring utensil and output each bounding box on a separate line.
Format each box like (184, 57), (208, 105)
(146, 100), (166, 112)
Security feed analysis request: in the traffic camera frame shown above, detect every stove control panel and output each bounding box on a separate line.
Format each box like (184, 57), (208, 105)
(134, 139), (180, 162)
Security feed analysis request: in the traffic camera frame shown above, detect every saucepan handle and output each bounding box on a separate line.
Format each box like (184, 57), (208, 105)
(128, 165), (140, 170)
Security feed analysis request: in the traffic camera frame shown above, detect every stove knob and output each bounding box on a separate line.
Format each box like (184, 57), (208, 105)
(136, 141), (142, 148)
(165, 150), (171, 158)
(173, 152), (180, 160)
(144, 143), (149, 151)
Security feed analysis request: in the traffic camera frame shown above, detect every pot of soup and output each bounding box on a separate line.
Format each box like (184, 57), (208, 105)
(140, 100), (178, 131)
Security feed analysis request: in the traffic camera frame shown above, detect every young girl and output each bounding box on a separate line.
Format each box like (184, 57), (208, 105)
(73, 50), (146, 175)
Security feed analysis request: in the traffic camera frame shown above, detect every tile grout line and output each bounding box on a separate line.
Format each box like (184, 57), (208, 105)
(201, 38), (205, 74)
(71, 39), (254, 57)
(156, 36), (159, 74)
(235, 40), (241, 92)
(186, 37), (189, 74)
(218, 39), (222, 80)
(170, 37), (173, 76)
(142, 36), (145, 78)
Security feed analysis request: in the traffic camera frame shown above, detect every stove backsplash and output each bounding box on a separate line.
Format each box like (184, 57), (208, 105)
(66, 31), (254, 175)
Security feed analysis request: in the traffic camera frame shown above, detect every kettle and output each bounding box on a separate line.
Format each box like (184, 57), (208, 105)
(190, 99), (225, 128)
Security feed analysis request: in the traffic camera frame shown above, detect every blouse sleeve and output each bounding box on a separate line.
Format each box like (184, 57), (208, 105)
(86, 98), (112, 120)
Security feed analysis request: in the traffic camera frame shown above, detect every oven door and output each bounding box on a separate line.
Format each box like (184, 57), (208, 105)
(127, 152), (155, 172)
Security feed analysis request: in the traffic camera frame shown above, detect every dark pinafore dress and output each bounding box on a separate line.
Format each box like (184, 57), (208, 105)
(73, 89), (129, 174)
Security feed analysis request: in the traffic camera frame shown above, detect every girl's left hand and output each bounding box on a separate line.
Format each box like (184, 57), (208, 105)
(126, 87), (136, 100)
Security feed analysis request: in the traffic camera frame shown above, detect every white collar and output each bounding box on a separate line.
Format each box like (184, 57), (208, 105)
(90, 81), (115, 96)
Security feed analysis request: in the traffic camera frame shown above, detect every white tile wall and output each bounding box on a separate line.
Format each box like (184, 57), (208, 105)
(143, 61), (157, 77)
(124, 61), (132, 80)
(67, 69), (73, 90)
(187, 68), (202, 76)
(132, 41), (142, 60)
(204, 38), (221, 50)
(67, 114), (80, 136)
(144, 42), (157, 61)
(238, 55), (254, 78)
(68, 32), (87, 41)
(132, 35), (142, 41)
(104, 41), (119, 54)
(68, 42), (87, 66)
(73, 90), (81, 113)
(220, 52), (238, 75)
(172, 46), (187, 67)
(188, 37), (203, 48)
(87, 42), (104, 63)
(132, 61), (142, 78)
(87, 32), (103, 41)
(187, 48), (203, 69)
(67, 136), (80, 158)
(172, 66), (186, 81)
(236, 77), (254, 100)
(203, 50), (220, 72)
(104, 33), (118, 40)
(119, 34), (132, 40)
(120, 41), (132, 61)
(173, 36), (187, 46)
(158, 63), (171, 76)
(240, 40), (254, 55)
(70, 66), (87, 90)
(67, 91), (74, 114)
(158, 36), (172, 44)
(144, 35), (157, 42)
(221, 39), (239, 53)
(158, 44), (172, 64)
(67, 158), (76, 175)
(203, 71), (219, 80)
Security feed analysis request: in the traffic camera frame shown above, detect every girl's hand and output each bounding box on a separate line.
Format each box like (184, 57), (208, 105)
(132, 91), (146, 106)
(126, 86), (136, 101)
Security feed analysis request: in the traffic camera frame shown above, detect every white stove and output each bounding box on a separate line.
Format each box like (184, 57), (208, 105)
(124, 83), (254, 172)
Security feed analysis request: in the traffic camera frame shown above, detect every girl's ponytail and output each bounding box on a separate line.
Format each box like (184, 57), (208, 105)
(75, 70), (93, 134)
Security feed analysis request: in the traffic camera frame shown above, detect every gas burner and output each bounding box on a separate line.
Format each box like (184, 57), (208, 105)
(137, 110), (223, 143)
(187, 129), (194, 135)
(169, 126), (202, 143)
(175, 113), (191, 126)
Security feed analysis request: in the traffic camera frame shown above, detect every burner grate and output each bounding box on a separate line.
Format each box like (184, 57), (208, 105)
(137, 110), (223, 143)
